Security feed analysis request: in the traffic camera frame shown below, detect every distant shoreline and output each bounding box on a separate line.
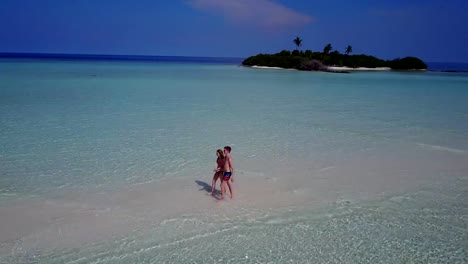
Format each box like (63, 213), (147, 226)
(328, 66), (391, 71)
(247, 65), (428, 72)
(245, 65), (468, 73)
(250, 65), (298, 70)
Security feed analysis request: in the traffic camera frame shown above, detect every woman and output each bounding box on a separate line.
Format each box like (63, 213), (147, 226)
(211, 149), (225, 195)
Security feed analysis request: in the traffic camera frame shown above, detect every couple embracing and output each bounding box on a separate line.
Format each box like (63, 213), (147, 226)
(211, 146), (234, 199)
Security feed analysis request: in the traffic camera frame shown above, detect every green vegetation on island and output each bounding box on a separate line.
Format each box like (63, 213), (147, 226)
(242, 37), (427, 72)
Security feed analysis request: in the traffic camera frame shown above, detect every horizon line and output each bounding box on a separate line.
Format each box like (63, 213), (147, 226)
(1, 52), (467, 65)
(0, 52), (246, 60)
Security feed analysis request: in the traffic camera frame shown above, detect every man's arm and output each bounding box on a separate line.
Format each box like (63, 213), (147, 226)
(229, 157), (234, 171)
(229, 157), (234, 181)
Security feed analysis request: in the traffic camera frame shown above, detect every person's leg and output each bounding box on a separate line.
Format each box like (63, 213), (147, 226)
(211, 172), (219, 194)
(226, 179), (234, 199)
(220, 179), (226, 199)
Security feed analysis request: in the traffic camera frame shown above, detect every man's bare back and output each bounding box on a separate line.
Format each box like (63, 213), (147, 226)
(223, 155), (233, 173)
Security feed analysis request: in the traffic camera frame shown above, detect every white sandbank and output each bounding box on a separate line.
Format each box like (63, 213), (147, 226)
(1, 142), (466, 255)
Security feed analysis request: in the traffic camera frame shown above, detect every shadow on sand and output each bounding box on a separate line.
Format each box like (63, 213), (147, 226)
(195, 180), (223, 200)
(195, 180), (211, 193)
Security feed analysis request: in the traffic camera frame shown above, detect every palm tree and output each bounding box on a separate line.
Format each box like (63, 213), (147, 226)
(323, 43), (332, 55)
(293, 37), (302, 50)
(345, 45), (353, 55)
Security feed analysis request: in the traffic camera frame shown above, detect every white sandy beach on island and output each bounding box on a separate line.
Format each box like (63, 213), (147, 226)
(250, 65), (297, 70)
(327, 66), (391, 71)
(249, 65), (391, 71)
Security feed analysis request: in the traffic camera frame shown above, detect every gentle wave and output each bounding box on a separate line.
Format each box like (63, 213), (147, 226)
(416, 143), (466, 154)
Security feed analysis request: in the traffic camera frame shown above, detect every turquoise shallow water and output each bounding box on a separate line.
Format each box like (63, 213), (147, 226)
(0, 59), (467, 263)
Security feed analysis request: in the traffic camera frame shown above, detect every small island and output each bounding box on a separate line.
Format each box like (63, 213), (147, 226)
(242, 37), (427, 73)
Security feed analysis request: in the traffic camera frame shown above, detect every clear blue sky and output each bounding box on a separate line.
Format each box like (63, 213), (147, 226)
(1, 0), (467, 62)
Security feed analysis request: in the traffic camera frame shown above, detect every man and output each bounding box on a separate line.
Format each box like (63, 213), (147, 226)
(221, 146), (234, 199)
